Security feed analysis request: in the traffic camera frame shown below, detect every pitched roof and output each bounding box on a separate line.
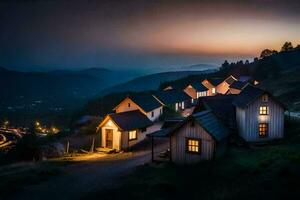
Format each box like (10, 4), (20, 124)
(169, 110), (229, 141)
(193, 110), (229, 141)
(225, 75), (237, 85)
(193, 95), (237, 127)
(188, 82), (208, 91)
(207, 78), (223, 86)
(129, 94), (162, 112)
(106, 110), (153, 131)
(230, 81), (249, 90)
(232, 85), (265, 108)
(153, 90), (191, 105)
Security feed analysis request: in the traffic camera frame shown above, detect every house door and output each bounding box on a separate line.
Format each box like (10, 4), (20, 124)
(106, 129), (113, 149)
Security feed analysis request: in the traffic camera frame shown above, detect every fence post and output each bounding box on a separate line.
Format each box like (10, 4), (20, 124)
(90, 137), (95, 153)
(66, 141), (69, 155)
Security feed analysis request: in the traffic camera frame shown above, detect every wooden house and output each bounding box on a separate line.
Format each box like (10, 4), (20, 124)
(153, 90), (191, 112)
(201, 78), (223, 96)
(113, 95), (163, 121)
(193, 95), (237, 132)
(183, 83), (209, 102)
(169, 110), (229, 164)
(97, 110), (153, 151)
(227, 81), (249, 94)
(233, 85), (285, 142)
(215, 75), (237, 94)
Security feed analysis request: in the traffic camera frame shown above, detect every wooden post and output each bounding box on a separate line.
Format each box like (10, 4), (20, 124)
(169, 135), (172, 162)
(90, 137), (95, 153)
(151, 136), (154, 162)
(66, 141), (70, 154)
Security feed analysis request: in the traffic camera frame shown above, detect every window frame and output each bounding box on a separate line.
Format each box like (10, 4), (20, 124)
(186, 138), (201, 154)
(259, 123), (268, 138)
(212, 88), (216, 94)
(128, 103), (131, 107)
(151, 111), (154, 118)
(259, 106), (269, 115)
(128, 130), (137, 141)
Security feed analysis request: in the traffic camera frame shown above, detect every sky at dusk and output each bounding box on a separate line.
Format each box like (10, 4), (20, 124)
(0, 0), (300, 72)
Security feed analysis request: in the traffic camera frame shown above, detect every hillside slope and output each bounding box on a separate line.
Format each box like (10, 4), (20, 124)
(98, 70), (213, 96)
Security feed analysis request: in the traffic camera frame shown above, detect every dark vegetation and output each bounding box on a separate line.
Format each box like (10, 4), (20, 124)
(85, 118), (300, 200)
(159, 42), (300, 111)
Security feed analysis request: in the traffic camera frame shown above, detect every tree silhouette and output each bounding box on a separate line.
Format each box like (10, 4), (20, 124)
(260, 49), (275, 58)
(281, 42), (293, 52)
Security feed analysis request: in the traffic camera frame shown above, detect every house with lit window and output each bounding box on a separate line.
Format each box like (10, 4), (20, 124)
(168, 110), (229, 164)
(152, 90), (191, 112)
(215, 75), (237, 94)
(97, 110), (153, 151)
(201, 78), (223, 96)
(183, 83), (209, 103)
(113, 94), (163, 121)
(227, 80), (249, 94)
(233, 85), (285, 142)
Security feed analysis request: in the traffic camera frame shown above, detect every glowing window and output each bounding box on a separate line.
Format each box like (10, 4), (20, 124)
(259, 123), (268, 137)
(212, 88), (216, 94)
(259, 106), (269, 115)
(186, 138), (201, 153)
(129, 130), (137, 140)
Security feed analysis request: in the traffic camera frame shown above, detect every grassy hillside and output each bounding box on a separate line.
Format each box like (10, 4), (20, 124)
(85, 119), (300, 200)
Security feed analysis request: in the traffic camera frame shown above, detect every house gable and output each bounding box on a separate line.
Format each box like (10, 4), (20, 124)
(114, 97), (147, 115)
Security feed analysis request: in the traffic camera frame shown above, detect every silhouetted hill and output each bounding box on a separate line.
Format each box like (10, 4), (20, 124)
(0, 67), (140, 126)
(98, 70), (213, 97)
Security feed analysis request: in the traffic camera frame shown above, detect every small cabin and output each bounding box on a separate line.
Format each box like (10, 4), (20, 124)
(183, 83), (209, 103)
(216, 75), (237, 94)
(97, 110), (153, 151)
(113, 95), (163, 121)
(233, 85), (285, 142)
(201, 78), (223, 96)
(153, 90), (191, 112)
(227, 81), (249, 94)
(169, 110), (229, 164)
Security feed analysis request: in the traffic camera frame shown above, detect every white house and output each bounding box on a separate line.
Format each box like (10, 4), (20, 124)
(233, 85), (285, 142)
(97, 110), (153, 151)
(113, 95), (163, 121)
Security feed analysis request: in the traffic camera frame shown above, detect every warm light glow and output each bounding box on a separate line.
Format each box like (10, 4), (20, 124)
(129, 130), (137, 140)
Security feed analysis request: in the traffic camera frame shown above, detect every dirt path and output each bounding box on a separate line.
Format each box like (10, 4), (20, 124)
(11, 138), (168, 200)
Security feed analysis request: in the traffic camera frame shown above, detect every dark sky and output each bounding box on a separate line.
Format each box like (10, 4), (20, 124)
(0, 0), (300, 72)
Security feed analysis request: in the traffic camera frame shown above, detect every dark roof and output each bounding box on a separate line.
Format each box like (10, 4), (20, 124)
(161, 117), (185, 129)
(193, 111), (229, 141)
(147, 128), (173, 137)
(232, 85), (265, 108)
(230, 81), (249, 90)
(225, 76), (236, 85)
(108, 110), (153, 131)
(169, 110), (229, 141)
(130, 94), (162, 112)
(193, 95), (237, 127)
(153, 90), (191, 105)
(207, 78), (223, 86)
(189, 82), (209, 91)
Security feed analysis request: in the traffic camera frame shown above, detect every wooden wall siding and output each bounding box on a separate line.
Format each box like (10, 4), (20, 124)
(121, 130), (146, 150)
(216, 82), (230, 94)
(229, 88), (242, 94)
(101, 120), (122, 150)
(201, 80), (214, 96)
(115, 98), (143, 114)
(184, 86), (197, 99)
(146, 106), (163, 121)
(236, 96), (284, 142)
(171, 121), (215, 164)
